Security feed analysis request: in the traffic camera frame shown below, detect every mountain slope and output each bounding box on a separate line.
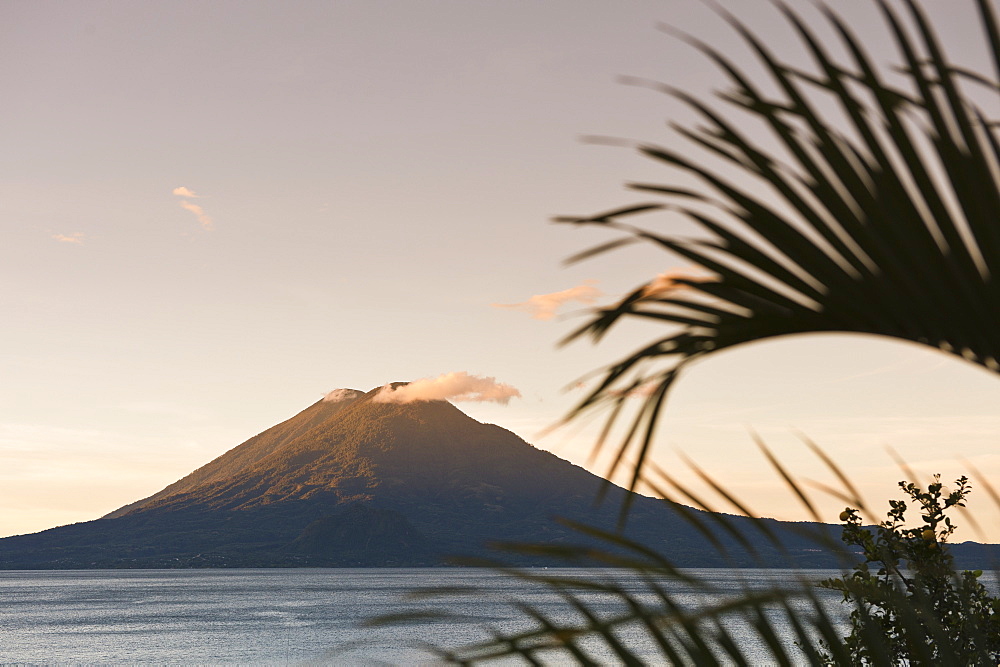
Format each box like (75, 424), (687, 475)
(105, 389), (367, 517)
(2, 386), (994, 569)
(107, 387), (625, 521)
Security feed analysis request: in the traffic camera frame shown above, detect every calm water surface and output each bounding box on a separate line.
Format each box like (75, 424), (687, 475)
(0, 567), (849, 664)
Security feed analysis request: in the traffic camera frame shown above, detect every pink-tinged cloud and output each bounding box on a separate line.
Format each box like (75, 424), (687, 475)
(642, 266), (714, 296)
(178, 200), (213, 230)
(51, 232), (84, 244)
(172, 186), (200, 198)
(572, 380), (658, 399)
(611, 382), (659, 398)
(374, 372), (521, 405)
(322, 388), (364, 403)
(493, 280), (603, 320)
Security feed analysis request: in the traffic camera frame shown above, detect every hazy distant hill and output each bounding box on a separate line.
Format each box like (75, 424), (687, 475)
(0, 386), (995, 569)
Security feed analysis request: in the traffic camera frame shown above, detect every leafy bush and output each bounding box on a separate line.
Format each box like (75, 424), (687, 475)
(820, 476), (1000, 665)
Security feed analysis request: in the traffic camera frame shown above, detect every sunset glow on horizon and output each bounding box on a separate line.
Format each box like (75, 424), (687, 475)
(4, 0), (1000, 541)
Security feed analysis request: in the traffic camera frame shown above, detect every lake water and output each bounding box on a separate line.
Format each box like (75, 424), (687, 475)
(0, 567), (849, 664)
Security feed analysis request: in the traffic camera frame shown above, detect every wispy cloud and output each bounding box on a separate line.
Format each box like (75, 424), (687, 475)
(173, 186), (213, 230)
(641, 266), (714, 297)
(493, 280), (602, 320)
(612, 382), (660, 398)
(572, 379), (659, 399)
(51, 232), (85, 244)
(374, 372), (521, 405)
(178, 201), (213, 230)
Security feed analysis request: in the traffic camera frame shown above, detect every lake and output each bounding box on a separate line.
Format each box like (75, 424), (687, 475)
(0, 567), (849, 664)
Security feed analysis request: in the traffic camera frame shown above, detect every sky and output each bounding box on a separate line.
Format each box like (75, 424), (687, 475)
(4, 0), (1000, 542)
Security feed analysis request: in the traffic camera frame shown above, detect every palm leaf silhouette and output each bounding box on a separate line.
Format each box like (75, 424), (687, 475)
(370, 2), (1000, 663)
(560, 0), (1000, 488)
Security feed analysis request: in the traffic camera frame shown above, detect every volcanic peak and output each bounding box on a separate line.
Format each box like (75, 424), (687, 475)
(104, 384), (484, 519)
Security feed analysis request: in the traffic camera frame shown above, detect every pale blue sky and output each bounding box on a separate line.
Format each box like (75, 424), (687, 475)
(3, 0), (999, 539)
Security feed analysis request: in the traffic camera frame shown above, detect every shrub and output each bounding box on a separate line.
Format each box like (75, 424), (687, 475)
(821, 476), (1000, 664)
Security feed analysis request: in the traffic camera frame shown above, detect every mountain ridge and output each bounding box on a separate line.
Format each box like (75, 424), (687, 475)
(1, 387), (996, 569)
(107, 386), (602, 518)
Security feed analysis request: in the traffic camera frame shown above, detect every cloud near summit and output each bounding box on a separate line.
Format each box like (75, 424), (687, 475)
(374, 372), (521, 405)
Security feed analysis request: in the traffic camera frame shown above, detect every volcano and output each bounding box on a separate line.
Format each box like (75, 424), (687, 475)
(1, 385), (989, 569)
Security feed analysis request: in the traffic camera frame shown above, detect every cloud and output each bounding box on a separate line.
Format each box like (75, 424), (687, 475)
(322, 388), (364, 403)
(493, 271), (713, 322)
(173, 186), (213, 230)
(493, 280), (603, 320)
(374, 372), (521, 405)
(51, 232), (84, 244)
(177, 200), (213, 230)
(612, 382), (660, 398)
(572, 379), (659, 399)
(641, 266), (714, 297)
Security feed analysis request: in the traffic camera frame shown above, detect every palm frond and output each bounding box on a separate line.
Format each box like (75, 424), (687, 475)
(382, 503), (843, 664)
(371, 3), (1000, 664)
(562, 0), (1000, 484)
